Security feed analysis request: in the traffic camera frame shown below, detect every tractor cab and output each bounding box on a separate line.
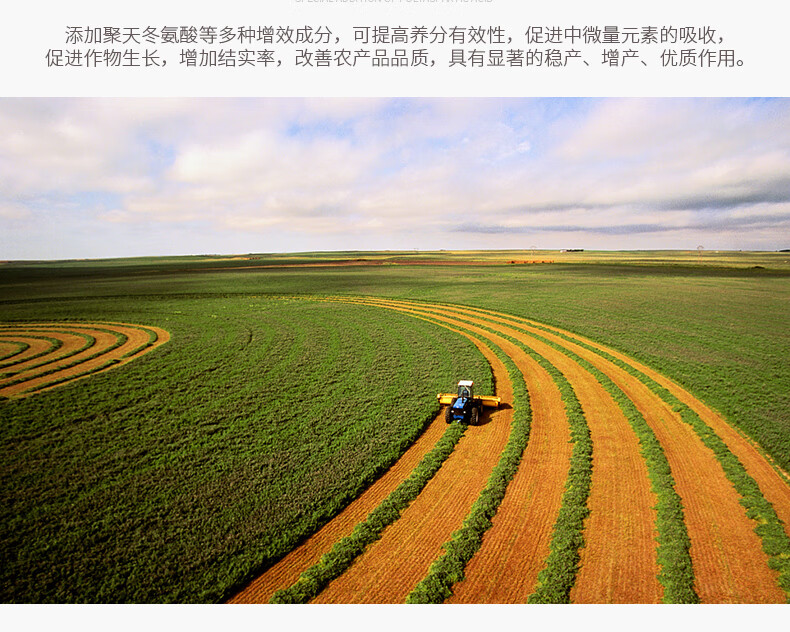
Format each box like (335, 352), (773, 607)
(456, 380), (474, 400)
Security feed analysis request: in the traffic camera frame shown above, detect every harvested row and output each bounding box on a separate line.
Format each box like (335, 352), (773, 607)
(0, 322), (170, 398)
(0, 336), (60, 369)
(443, 302), (789, 603)
(355, 300), (580, 603)
(565, 329), (790, 538)
(445, 332), (571, 603)
(363, 299), (660, 603)
(1, 330), (103, 380)
(271, 420), (469, 603)
(407, 335), (533, 603)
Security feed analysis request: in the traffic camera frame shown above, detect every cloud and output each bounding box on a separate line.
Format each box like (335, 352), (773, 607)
(2, 97), (790, 258)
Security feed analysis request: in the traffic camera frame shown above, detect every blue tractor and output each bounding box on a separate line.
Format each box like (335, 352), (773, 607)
(437, 380), (501, 424)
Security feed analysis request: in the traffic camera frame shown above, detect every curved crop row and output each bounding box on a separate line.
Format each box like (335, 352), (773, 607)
(379, 303), (590, 604)
(555, 348), (696, 602)
(447, 301), (789, 602)
(416, 302), (696, 603)
(552, 332), (790, 600)
(0, 331), (107, 389)
(405, 322), (532, 603)
(0, 322), (169, 398)
(361, 299), (649, 603)
(0, 331), (98, 380)
(0, 337), (61, 369)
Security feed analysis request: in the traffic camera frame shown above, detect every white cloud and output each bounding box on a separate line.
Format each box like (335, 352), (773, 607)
(2, 97), (790, 258)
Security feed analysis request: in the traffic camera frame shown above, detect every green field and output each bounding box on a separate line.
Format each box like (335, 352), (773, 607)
(1, 250), (788, 602)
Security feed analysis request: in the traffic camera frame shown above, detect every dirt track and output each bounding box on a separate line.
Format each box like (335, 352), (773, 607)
(227, 297), (789, 604)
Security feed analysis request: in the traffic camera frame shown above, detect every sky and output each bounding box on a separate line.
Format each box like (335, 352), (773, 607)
(1, 97), (789, 260)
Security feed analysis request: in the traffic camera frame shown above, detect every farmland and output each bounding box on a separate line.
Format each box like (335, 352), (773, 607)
(0, 250), (789, 603)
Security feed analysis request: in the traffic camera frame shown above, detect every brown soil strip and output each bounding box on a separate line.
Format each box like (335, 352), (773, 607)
(588, 343), (790, 540)
(0, 336), (58, 367)
(446, 328), (571, 602)
(469, 308), (786, 603)
(0, 331), (94, 381)
(394, 302), (660, 603)
(201, 260), (554, 272)
(579, 352), (783, 602)
(0, 323), (169, 398)
(496, 323), (659, 603)
(362, 299), (571, 602)
(386, 260), (554, 266)
(310, 305), (514, 603)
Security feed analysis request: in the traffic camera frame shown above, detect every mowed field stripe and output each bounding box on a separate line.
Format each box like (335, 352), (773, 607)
(3, 326), (124, 395)
(362, 299), (582, 602)
(0, 335), (61, 369)
(309, 302), (515, 603)
(458, 304), (789, 603)
(445, 323), (571, 602)
(0, 323), (169, 398)
(577, 335), (790, 537)
(0, 330), (95, 378)
(374, 300), (660, 603)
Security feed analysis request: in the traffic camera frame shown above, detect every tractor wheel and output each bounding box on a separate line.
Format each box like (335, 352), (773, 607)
(445, 406), (453, 424)
(470, 407), (479, 425)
